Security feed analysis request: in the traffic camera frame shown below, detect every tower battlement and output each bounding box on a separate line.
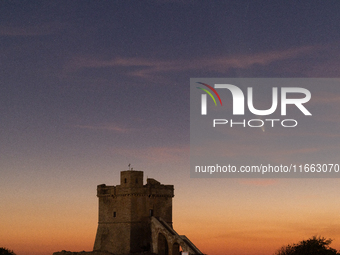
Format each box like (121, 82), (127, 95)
(96, 171), (174, 198)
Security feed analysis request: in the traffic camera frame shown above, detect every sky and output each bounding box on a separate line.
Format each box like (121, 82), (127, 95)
(1, 1), (340, 255)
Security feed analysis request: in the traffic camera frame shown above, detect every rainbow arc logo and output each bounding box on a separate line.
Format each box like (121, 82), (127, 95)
(196, 82), (222, 106)
(196, 82), (222, 115)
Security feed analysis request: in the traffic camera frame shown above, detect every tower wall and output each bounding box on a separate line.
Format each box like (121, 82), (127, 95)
(93, 170), (174, 254)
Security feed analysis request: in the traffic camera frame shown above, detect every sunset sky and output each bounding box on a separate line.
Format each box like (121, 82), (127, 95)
(1, 1), (340, 255)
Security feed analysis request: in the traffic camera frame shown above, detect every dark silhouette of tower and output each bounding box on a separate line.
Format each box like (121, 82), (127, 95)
(93, 170), (174, 254)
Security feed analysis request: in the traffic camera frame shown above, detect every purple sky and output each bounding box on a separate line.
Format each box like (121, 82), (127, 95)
(1, 1), (340, 255)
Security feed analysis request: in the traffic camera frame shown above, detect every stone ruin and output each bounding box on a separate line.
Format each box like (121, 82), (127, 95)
(53, 170), (203, 255)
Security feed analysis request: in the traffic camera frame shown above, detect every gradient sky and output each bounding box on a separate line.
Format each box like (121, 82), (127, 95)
(1, 1), (340, 255)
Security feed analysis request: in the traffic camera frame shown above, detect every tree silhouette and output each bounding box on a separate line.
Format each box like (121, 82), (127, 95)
(0, 248), (16, 255)
(275, 236), (340, 255)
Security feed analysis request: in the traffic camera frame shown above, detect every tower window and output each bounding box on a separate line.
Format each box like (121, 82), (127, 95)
(124, 178), (127, 183)
(113, 211), (116, 217)
(149, 209), (153, 216)
(135, 178), (138, 184)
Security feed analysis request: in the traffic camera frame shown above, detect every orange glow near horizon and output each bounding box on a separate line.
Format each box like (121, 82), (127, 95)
(2, 173), (340, 255)
(1, 213), (97, 255)
(171, 179), (340, 255)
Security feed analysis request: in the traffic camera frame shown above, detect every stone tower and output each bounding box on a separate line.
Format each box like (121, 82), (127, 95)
(93, 170), (174, 254)
(52, 169), (204, 255)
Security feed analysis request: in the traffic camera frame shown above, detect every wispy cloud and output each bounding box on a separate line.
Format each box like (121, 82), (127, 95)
(310, 90), (340, 105)
(65, 45), (322, 79)
(192, 140), (322, 166)
(111, 145), (189, 163)
(73, 124), (133, 133)
(0, 23), (64, 36)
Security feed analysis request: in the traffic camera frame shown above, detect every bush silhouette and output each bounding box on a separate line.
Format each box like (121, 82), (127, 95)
(275, 236), (340, 255)
(0, 248), (16, 255)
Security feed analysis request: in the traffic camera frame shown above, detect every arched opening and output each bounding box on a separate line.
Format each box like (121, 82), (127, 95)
(172, 242), (183, 255)
(158, 233), (169, 255)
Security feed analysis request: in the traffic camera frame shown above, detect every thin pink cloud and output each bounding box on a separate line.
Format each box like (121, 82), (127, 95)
(0, 23), (64, 36)
(192, 140), (321, 163)
(112, 145), (189, 163)
(73, 124), (133, 133)
(65, 45), (321, 78)
(309, 90), (340, 104)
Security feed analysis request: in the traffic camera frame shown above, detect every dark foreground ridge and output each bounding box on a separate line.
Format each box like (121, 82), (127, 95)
(53, 251), (157, 255)
(53, 251), (113, 255)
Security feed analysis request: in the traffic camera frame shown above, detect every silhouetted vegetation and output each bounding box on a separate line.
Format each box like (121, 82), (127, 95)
(0, 248), (16, 255)
(275, 236), (340, 255)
